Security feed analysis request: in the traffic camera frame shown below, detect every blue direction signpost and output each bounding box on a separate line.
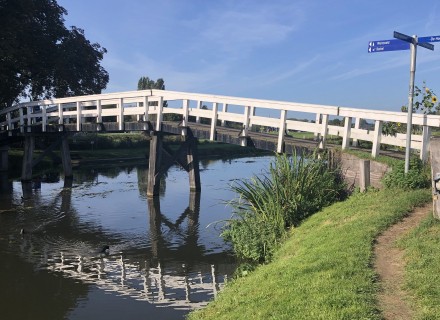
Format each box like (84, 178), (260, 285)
(368, 39), (409, 52)
(368, 31), (437, 173)
(419, 35), (440, 43)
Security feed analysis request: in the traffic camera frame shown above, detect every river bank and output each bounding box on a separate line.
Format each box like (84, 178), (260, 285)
(188, 188), (436, 320)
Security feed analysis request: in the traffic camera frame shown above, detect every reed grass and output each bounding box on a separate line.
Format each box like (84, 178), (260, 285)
(222, 151), (346, 263)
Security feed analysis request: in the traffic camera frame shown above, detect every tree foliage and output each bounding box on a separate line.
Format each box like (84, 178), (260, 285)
(0, 0), (109, 109)
(136, 76), (181, 121)
(137, 76), (165, 91)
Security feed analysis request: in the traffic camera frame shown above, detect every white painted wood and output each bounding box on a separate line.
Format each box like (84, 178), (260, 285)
(76, 102), (81, 131)
(19, 108), (24, 133)
(97, 100), (102, 123)
(319, 114), (329, 149)
(372, 120), (382, 158)
(118, 98), (124, 130)
(156, 96), (164, 131)
(143, 96), (149, 121)
(342, 116), (352, 150)
(196, 100), (202, 124)
(2, 89), (440, 157)
(277, 110), (287, 153)
(42, 105), (47, 132)
(210, 103), (218, 141)
(182, 99), (189, 136)
(221, 103), (228, 126)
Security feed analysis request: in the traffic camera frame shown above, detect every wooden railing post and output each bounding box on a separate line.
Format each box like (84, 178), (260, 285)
(97, 100), (102, 124)
(6, 112), (11, 132)
(277, 110), (287, 153)
(210, 103), (218, 141)
(42, 105), (47, 132)
(156, 96), (164, 131)
(314, 113), (321, 140)
(19, 108), (24, 133)
(352, 117), (361, 147)
(342, 116), (352, 150)
(240, 105), (251, 146)
(319, 114), (329, 149)
(58, 103), (63, 127)
(26, 107), (32, 132)
(221, 103), (228, 126)
(182, 99), (189, 136)
(119, 98), (124, 131)
(196, 100), (202, 124)
(76, 101), (81, 131)
(143, 96), (149, 121)
(372, 120), (382, 158)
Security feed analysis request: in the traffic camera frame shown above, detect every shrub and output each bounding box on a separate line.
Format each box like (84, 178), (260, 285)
(382, 157), (430, 190)
(222, 151), (346, 264)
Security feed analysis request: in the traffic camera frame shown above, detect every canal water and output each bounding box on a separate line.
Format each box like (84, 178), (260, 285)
(0, 155), (273, 319)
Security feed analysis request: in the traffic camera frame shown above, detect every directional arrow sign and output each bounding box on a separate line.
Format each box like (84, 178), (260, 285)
(418, 35), (440, 43)
(393, 31), (414, 43)
(418, 41), (434, 50)
(368, 39), (409, 53)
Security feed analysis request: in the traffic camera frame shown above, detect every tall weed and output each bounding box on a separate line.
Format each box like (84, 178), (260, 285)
(222, 151), (346, 263)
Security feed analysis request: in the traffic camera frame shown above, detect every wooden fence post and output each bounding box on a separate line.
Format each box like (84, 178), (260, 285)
(430, 137), (440, 219)
(359, 159), (370, 192)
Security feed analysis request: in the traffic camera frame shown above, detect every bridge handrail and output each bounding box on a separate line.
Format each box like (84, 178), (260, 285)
(1, 89), (439, 160)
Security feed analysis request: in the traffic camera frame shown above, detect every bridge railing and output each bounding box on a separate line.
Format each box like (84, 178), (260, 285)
(1, 89), (439, 160)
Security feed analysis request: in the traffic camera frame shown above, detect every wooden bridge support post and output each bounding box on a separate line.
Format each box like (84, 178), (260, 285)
(60, 135), (73, 178)
(21, 135), (35, 181)
(187, 135), (201, 192)
(372, 120), (382, 158)
(147, 133), (163, 197)
(0, 145), (9, 172)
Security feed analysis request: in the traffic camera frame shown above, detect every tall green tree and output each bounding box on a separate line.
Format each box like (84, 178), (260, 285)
(137, 76), (182, 121)
(0, 0), (109, 109)
(137, 76), (165, 91)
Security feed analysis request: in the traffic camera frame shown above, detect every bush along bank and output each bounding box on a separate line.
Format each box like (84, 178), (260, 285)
(222, 151), (347, 264)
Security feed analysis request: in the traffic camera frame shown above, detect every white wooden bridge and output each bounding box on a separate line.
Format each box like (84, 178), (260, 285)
(1, 89), (439, 159)
(1, 89), (439, 194)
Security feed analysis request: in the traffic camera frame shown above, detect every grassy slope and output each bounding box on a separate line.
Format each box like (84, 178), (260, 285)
(189, 189), (431, 320)
(399, 214), (440, 320)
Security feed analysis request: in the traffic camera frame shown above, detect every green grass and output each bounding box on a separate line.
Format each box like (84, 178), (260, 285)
(399, 213), (440, 319)
(188, 188), (431, 320)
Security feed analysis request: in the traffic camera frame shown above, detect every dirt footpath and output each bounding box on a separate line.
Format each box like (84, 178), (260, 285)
(374, 203), (432, 320)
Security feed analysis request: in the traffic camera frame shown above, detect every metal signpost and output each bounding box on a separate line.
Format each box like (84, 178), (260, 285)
(368, 31), (437, 173)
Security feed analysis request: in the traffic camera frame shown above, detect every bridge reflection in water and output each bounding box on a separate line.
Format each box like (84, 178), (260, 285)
(8, 168), (235, 312)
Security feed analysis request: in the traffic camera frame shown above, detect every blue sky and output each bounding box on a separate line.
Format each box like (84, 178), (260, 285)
(58, 0), (440, 112)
